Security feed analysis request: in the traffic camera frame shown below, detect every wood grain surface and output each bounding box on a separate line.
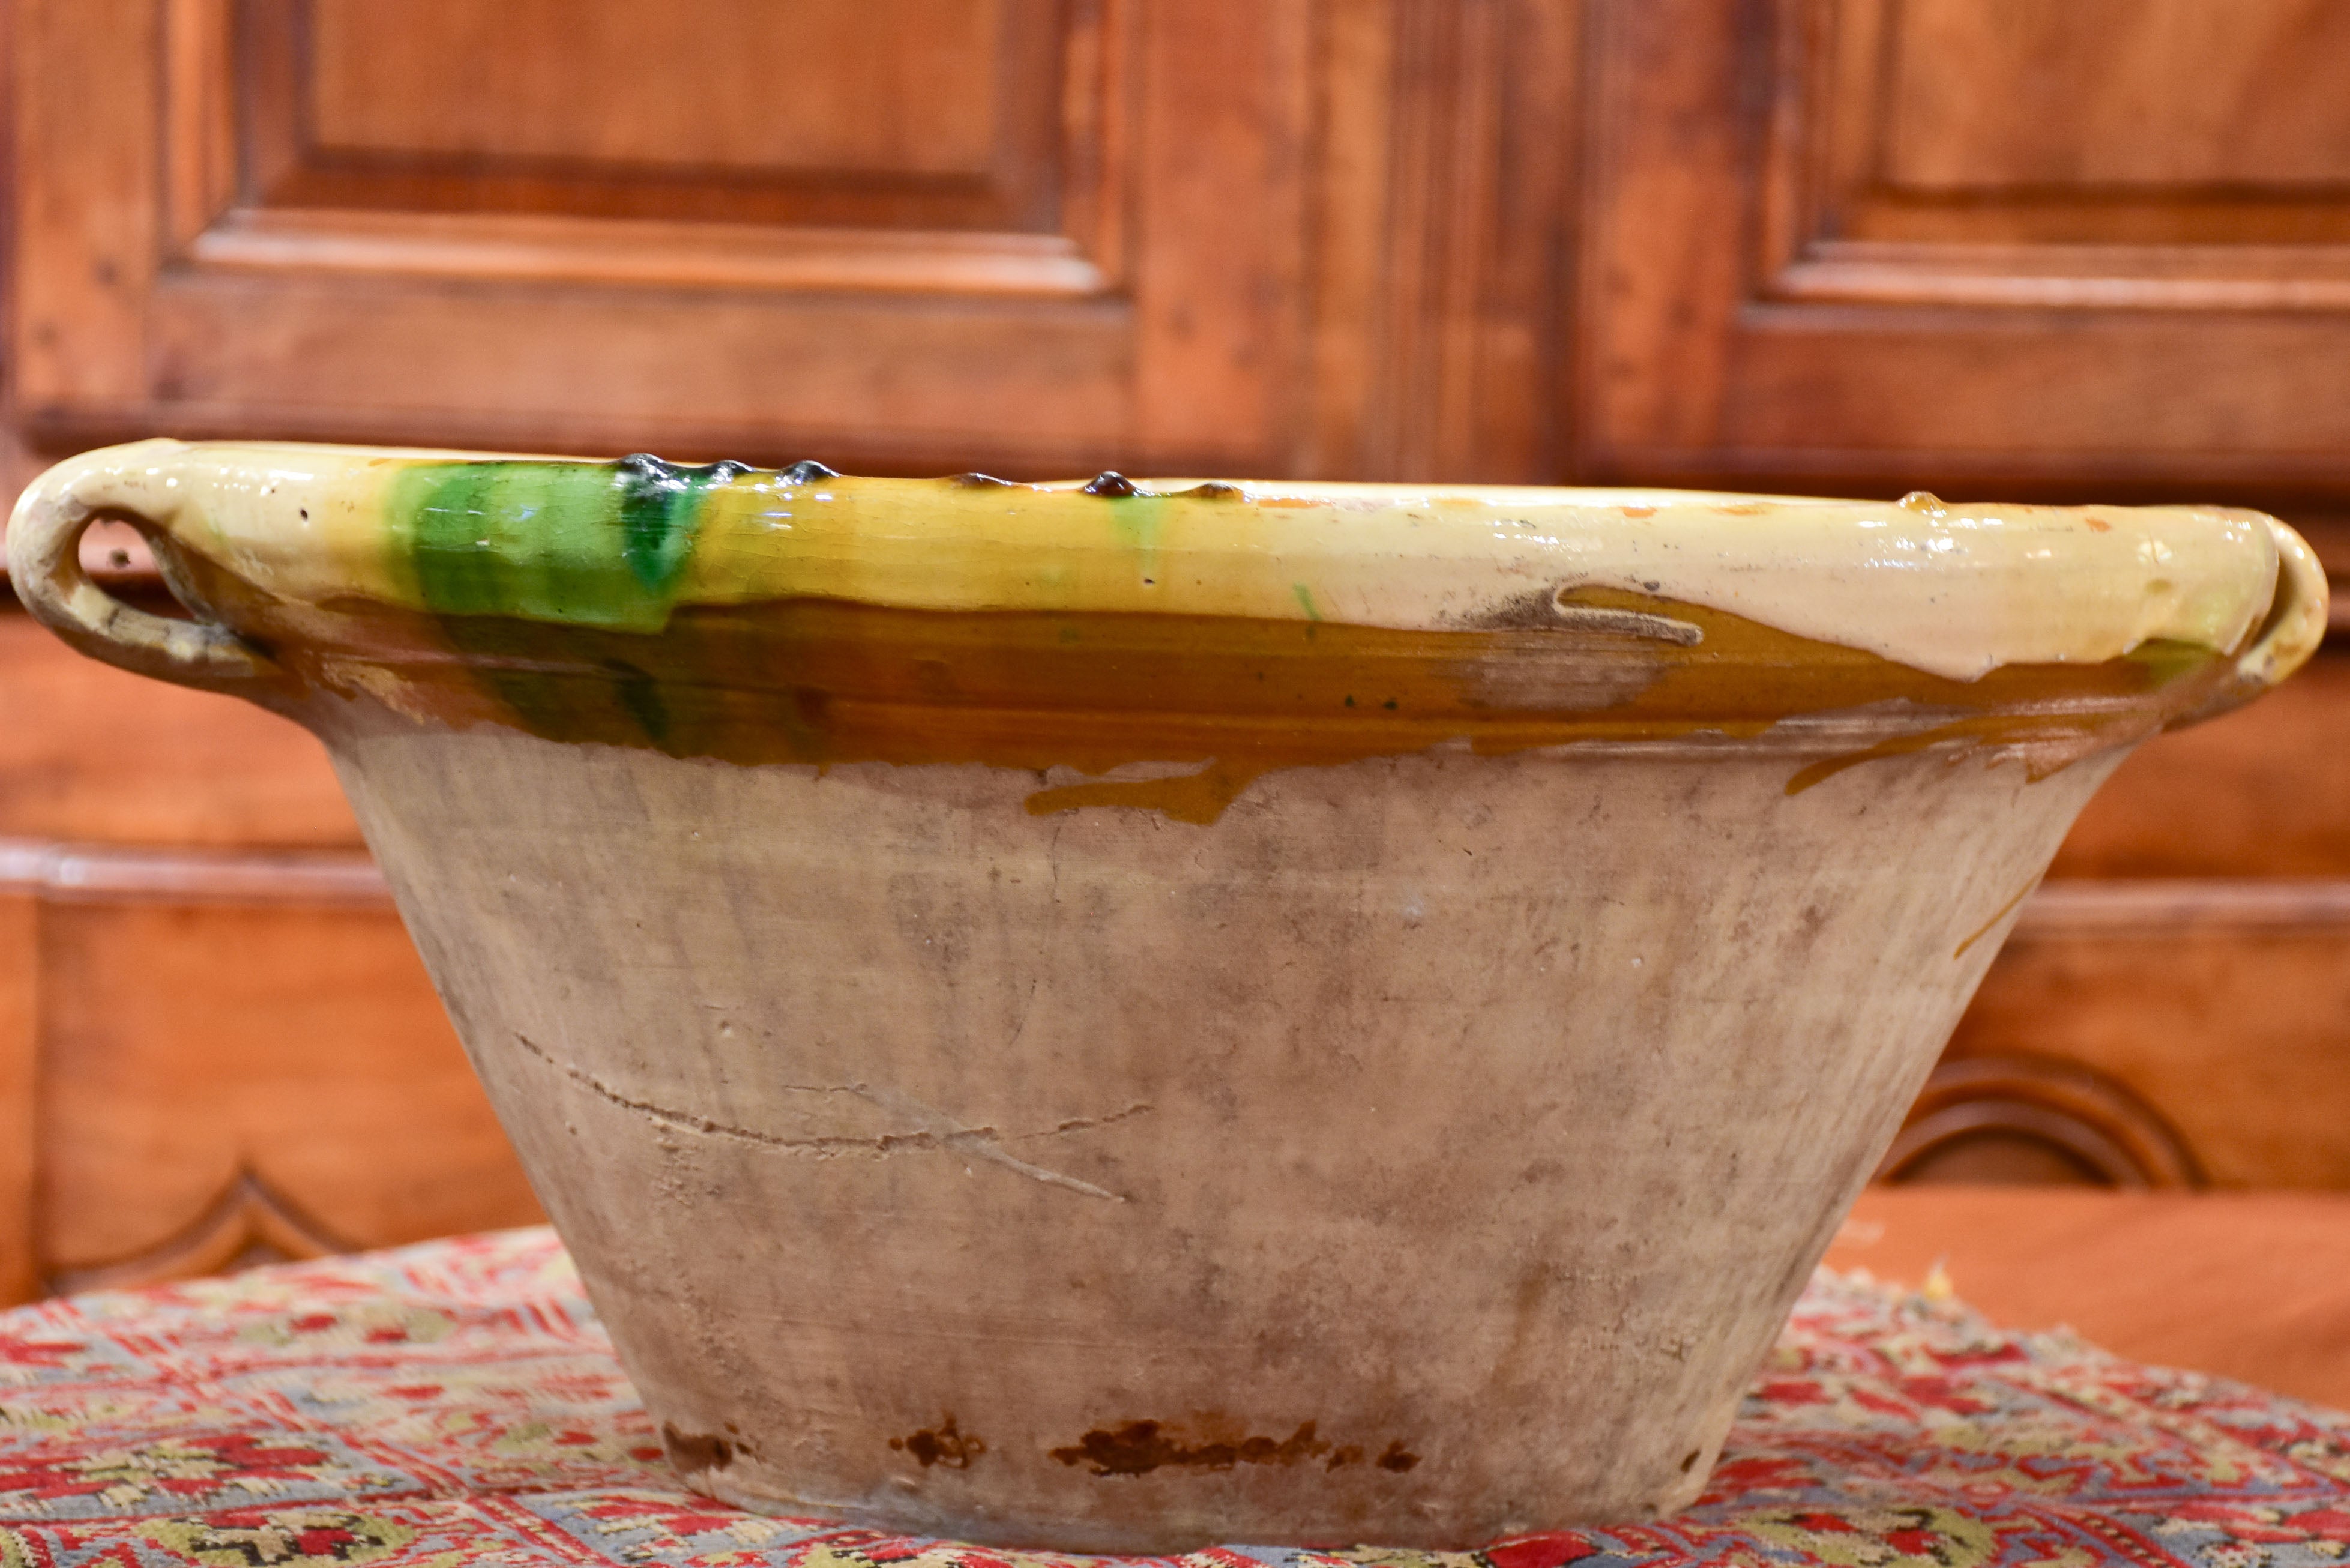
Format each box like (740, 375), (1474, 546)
(0, 614), (358, 849)
(36, 896), (539, 1285)
(1882, 0), (2350, 190)
(1585, 0), (2350, 486)
(308, 0), (1011, 178)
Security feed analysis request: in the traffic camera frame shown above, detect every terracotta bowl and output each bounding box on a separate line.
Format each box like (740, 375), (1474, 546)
(7, 442), (2328, 1551)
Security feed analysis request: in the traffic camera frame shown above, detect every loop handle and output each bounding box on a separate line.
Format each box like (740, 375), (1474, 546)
(5, 454), (291, 696)
(2238, 518), (2330, 692)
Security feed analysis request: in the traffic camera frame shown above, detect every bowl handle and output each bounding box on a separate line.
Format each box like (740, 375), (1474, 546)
(2239, 518), (2330, 691)
(5, 462), (295, 697)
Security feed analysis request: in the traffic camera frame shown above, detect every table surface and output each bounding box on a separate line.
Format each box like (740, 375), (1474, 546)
(1828, 1185), (2350, 1413)
(7, 1220), (2350, 1568)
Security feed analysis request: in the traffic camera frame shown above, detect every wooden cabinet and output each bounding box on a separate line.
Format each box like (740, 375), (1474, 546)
(4, 0), (2349, 1296)
(1582, 0), (2350, 495)
(8, 0), (1580, 481)
(14, 0), (2350, 484)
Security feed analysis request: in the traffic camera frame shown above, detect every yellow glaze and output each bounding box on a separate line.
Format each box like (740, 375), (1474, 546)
(17, 439), (2311, 684)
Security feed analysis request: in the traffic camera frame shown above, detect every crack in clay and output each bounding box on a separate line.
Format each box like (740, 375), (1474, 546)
(512, 1033), (1128, 1201)
(1022, 1104), (1157, 1139)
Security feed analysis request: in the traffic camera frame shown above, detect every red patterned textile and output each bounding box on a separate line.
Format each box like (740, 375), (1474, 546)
(1, 1227), (2345, 1568)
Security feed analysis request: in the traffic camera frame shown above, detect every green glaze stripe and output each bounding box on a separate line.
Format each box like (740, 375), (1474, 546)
(394, 456), (745, 633)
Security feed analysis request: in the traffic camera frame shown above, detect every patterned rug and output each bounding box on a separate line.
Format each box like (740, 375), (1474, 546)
(0, 1228), (2344, 1568)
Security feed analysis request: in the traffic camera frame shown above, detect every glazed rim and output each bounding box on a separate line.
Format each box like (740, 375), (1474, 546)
(4, 441), (2331, 822)
(11, 439), (2323, 684)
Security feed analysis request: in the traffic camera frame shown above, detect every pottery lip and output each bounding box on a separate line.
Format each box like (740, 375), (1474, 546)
(13, 438), (2313, 692)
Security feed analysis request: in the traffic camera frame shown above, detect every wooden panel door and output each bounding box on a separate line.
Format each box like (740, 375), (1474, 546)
(13, 0), (1288, 472)
(1577, 0), (2350, 496)
(10, 0), (1576, 480)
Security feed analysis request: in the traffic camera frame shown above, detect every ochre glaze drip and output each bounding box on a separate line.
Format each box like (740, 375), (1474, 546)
(167, 553), (2246, 822)
(19, 442), (2319, 825)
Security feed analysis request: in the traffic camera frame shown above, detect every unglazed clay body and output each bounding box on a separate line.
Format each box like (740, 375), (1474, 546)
(7, 442), (2328, 1551)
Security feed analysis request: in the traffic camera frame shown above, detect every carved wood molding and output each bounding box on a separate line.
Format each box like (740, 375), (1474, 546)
(1881, 1054), (2204, 1190)
(1759, 0), (2350, 314)
(1576, 0), (2350, 493)
(1352, 0), (1509, 479)
(1307, 0), (1572, 481)
(161, 0), (1131, 297)
(0, 838), (390, 907)
(2014, 877), (2350, 936)
(42, 848), (2331, 928)
(46, 1167), (357, 1295)
(1, 840), (390, 1304)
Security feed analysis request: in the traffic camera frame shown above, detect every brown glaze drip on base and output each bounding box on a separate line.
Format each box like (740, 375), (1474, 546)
(1047, 1418), (1419, 1478)
(889, 1414), (985, 1470)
